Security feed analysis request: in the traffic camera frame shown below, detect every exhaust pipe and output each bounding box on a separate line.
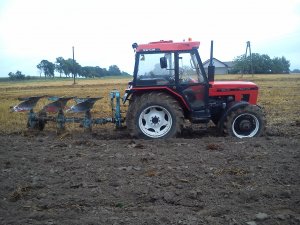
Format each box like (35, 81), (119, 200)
(208, 40), (215, 82)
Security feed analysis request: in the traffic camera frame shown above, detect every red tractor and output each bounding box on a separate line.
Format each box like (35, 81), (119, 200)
(123, 40), (266, 139)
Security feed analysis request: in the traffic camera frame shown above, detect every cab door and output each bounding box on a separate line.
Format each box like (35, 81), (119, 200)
(176, 51), (208, 112)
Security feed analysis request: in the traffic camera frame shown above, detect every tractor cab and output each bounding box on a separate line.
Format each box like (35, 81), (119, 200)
(128, 40), (210, 121)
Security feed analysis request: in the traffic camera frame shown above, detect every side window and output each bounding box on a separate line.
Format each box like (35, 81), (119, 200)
(179, 52), (204, 84)
(136, 53), (175, 86)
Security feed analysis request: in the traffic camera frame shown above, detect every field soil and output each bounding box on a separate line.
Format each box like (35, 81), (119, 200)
(0, 124), (299, 225)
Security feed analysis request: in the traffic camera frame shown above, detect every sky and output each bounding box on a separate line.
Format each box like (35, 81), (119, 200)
(0, 0), (299, 77)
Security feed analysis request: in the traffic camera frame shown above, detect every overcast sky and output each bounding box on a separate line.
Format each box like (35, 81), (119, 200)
(0, 0), (299, 77)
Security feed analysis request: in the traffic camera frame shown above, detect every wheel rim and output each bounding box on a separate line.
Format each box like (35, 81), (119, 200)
(232, 113), (259, 138)
(138, 105), (172, 138)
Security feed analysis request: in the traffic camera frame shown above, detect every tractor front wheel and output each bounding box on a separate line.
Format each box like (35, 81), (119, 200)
(126, 92), (184, 139)
(223, 105), (266, 138)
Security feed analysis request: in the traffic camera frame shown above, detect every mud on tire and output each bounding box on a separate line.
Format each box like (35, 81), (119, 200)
(223, 104), (266, 138)
(126, 92), (184, 139)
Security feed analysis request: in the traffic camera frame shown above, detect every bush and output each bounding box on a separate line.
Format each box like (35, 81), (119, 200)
(231, 53), (290, 74)
(8, 71), (26, 80)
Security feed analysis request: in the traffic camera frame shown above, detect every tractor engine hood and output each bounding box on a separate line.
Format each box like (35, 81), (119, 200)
(209, 81), (259, 104)
(209, 81), (258, 92)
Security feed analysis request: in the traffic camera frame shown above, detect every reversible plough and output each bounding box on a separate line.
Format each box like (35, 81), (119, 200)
(11, 90), (123, 132)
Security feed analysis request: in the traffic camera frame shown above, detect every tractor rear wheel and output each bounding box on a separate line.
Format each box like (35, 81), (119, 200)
(126, 92), (184, 139)
(223, 105), (266, 138)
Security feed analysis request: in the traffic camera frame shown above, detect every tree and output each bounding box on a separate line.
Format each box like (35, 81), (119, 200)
(15, 71), (25, 79)
(95, 66), (109, 77)
(37, 56), (128, 79)
(80, 66), (110, 78)
(232, 53), (272, 74)
(271, 56), (290, 74)
(231, 53), (290, 74)
(37, 60), (55, 78)
(292, 69), (300, 73)
(64, 58), (81, 78)
(8, 72), (14, 79)
(8, 71), (26, 80)
(61, 59), (71, 77)
(252, 54), (272, 74)
(280, 57), (290, 73)
(121, 71), (130, 76)
(55, 57), (65, 78)
(108, 65), (121, 76)
(37, 64), (43, 77)
(80, 66), (90, 78)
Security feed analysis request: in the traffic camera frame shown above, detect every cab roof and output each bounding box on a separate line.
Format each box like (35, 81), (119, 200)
(136, 40), (200, 52)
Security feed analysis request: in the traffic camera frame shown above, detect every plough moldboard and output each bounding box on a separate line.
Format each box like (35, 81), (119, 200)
(11, 90), (123, 132)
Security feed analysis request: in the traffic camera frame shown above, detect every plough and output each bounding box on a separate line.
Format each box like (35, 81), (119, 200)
(11, 90), (123, 132)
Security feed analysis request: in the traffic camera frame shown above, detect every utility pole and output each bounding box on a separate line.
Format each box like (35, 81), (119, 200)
(72, 46), (76, 85)
(241, 41), (253, 77)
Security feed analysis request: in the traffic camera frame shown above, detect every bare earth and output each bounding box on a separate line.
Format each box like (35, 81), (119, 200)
(0, 124), (299, 225)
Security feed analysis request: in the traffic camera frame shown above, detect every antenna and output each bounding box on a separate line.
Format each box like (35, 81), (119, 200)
(241, 41), (253, 77)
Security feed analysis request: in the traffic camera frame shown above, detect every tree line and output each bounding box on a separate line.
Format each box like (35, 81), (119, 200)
(7, 53), (299, 80)
(230, 53), (290, 74)
(8, 71), (28, 80)
(36, 57), (129, 78)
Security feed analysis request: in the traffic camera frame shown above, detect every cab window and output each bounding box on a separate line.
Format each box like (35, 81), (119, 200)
(136, 53), (175, 86)
(179, 52), (205, 84)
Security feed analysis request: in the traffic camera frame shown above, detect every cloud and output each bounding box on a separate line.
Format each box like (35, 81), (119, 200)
(0, 0), (300, 76)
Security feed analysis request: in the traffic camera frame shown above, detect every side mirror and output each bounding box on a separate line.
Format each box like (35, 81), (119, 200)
(160, 57), (168, 69)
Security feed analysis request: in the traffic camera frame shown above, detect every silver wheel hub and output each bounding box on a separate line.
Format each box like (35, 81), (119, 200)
(138, 105), (172, 138)
(232, 113), (259, 138)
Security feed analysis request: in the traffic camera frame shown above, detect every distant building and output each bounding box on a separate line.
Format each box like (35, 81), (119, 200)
(203, 58), (234, 75)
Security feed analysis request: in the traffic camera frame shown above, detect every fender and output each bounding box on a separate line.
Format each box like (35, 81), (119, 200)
(123, 86), (191, 111)
(218, 101), (249, 131)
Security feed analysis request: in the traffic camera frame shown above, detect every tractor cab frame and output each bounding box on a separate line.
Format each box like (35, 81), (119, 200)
(128, 41), (210, 121)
